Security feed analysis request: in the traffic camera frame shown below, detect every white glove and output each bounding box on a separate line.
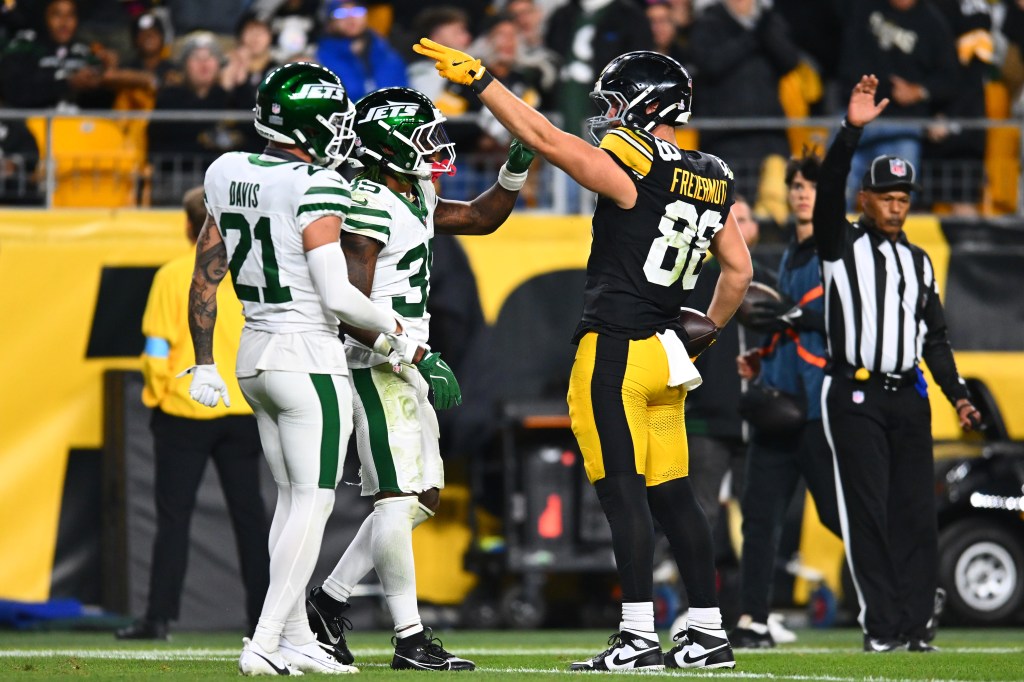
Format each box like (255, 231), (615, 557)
(177, 364), (231, 408)
(384, 330), (426, 365)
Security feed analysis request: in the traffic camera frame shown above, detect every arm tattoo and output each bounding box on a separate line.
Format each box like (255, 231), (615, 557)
(188, 222), (228, 365)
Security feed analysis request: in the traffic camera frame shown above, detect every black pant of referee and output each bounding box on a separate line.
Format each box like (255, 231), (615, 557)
(147, 409), (270, 631)
(823, 369), (934, 644)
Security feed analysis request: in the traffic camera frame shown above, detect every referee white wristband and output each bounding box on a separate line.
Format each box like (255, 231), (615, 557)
(497, 162), (529, 192)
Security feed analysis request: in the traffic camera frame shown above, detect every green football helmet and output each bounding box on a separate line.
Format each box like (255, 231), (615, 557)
(353, 87), (455, 181)
(254, 62), (356, 169)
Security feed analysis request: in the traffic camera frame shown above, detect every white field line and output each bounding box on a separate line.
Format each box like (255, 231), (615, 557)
(0, 646), (1022, 660)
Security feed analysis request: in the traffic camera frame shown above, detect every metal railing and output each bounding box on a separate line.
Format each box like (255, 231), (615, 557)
(0, 109), (1019, 215)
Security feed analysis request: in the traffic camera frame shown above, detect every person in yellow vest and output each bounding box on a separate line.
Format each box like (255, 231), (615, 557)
(116, 186), (270, 641)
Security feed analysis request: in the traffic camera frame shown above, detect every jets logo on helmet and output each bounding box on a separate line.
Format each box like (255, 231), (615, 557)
(291, 80), (348, 101)
(358, 102), (421, 124)
(254, 62), (357, 169)
(586, 51), (693, 143)
(353, 87), (456, 181)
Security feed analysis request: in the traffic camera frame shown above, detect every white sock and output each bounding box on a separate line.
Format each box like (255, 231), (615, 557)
(282, 597), (316, 645)
(322, 500), (434, 603)
(372, 496), (423, 634)
(688, 606), (723, 630)
(324, 513), (375, 602)
(620, 601), (656, 637)
(254, 485), (335, 653)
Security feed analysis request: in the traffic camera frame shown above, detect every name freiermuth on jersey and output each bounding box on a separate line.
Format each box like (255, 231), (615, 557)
(575, 126), (735, 341)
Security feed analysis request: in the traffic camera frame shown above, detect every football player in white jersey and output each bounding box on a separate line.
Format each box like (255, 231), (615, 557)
(183, 63), (422, 676)
(302, 87), (535, 671)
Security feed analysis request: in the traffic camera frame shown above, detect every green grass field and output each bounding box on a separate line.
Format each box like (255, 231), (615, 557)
(1, 629), (1022, 681)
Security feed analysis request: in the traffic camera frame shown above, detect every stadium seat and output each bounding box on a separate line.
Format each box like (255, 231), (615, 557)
(982, 81), (1018, 215)
(26, 117), (149, 208)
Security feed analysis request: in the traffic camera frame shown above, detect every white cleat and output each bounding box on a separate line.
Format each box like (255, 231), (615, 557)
(281, 637), (360, 674)
(239, 637), (304, 676)
(768, 613), (797, 644)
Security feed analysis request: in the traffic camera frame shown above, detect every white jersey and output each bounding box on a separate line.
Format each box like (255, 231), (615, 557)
(204, 150), (354, 376)
(342, 176), (437, 368)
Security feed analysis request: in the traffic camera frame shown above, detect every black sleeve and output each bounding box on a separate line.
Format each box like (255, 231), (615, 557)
(812, 120), (860, 261)
(1, 49), (71, 107)
(919, 270), (970, 406)
(689, 14), (761, 79)
(755, 11), (802, 75)
(920, 6), (959, 107)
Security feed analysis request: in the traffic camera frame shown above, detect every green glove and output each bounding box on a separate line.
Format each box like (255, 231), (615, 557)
(505, 138), (536, 174)
(417, 351), (462, 410)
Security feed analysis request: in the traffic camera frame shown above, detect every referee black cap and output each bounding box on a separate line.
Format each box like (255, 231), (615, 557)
(861, 155), (921, 193)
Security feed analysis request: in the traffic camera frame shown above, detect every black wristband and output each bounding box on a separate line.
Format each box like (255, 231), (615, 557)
(470, 70), (494, 95)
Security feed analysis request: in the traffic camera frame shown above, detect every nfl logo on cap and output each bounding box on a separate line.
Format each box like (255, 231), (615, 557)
(272, 103), (281, 114)
(889, 158), (907, 177)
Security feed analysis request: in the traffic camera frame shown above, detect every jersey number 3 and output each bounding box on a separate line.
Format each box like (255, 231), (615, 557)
(643, 199), (722, 290)
(220, 212), (293, 304)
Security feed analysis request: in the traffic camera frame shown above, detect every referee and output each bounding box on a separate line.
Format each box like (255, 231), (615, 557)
(813, 75), (982, 653)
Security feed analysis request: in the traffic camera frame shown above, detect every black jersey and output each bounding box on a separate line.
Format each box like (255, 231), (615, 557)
(573, 127), (736, 342)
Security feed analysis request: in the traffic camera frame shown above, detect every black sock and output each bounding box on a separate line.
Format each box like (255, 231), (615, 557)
(312, 586), (349, 616)
(648, 476), (717, 608)
(396, 629), (427, 650)
(594, 472), (655, 603)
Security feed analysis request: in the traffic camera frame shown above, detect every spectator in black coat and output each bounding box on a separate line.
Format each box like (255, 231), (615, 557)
(689, 0), (800, 211)
(922, 0), (993, 215)
(0, 0), (109, 109)
(836, 0), (958, 209)
(545, 0), (653, 137)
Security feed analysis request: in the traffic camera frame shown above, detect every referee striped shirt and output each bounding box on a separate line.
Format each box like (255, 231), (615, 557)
(812, 121), (969, 404)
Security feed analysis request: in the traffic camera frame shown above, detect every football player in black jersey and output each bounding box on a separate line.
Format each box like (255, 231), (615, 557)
(414, 41), (752, 670)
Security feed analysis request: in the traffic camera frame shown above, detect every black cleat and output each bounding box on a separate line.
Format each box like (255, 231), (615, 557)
(729, 626), (775, 649)
(665, 625), (735, 669)
(391, 629), (475, 671)
(306, 586), (354, 665)
(908, 639), (939, 652)
(115, 618), (169, 641)
(863, 635), (908, 653)
(570, 631), (663, 671)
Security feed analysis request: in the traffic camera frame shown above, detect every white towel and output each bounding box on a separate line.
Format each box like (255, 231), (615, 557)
(656, 330), (703, 391)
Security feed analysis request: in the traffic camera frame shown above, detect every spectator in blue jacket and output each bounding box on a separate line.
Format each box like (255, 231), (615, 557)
(730, 151), (841, 649)
(315, 0), (407, 102)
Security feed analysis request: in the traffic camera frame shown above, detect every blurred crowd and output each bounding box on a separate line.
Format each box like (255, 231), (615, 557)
(2, 0), (1024, 216)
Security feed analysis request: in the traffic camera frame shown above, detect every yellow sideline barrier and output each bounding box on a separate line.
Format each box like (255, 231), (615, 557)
(0, 210), (1018, 603)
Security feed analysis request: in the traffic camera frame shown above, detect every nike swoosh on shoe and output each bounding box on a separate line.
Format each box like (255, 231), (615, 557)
(682, 643), (729, 664)
(606, 647), (659, 667)
(254, 651), (291, 675)
(312, 609), (341, 645)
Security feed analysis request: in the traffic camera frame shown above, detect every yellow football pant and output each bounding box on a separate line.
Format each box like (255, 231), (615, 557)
(567, 332), (689, 486)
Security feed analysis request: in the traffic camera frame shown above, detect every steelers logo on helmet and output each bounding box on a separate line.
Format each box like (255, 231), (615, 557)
(586, 51), (693, 143)
(254, 61), (357, 170)
(353, 87), (456, 181)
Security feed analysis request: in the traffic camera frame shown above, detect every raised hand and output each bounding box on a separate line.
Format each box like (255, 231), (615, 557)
(506, 139), (536, 174)
(847, 74), (889, 128)
(412, 38), (487, 87)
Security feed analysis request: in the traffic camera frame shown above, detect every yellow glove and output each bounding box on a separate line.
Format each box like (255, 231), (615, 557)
(413, 37), (491, 90)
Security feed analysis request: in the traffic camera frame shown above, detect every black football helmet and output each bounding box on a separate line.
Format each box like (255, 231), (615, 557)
(586, 51), (693, 143)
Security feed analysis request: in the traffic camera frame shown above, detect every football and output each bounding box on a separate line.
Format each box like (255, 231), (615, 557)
(679, 307), (720, 356)
(736, 281), (782, 330)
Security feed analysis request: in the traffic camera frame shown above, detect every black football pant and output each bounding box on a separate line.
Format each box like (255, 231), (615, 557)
(738, 419), (839, 624)
(147, 409), (270, 630)
(822, 375), (937, 641)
